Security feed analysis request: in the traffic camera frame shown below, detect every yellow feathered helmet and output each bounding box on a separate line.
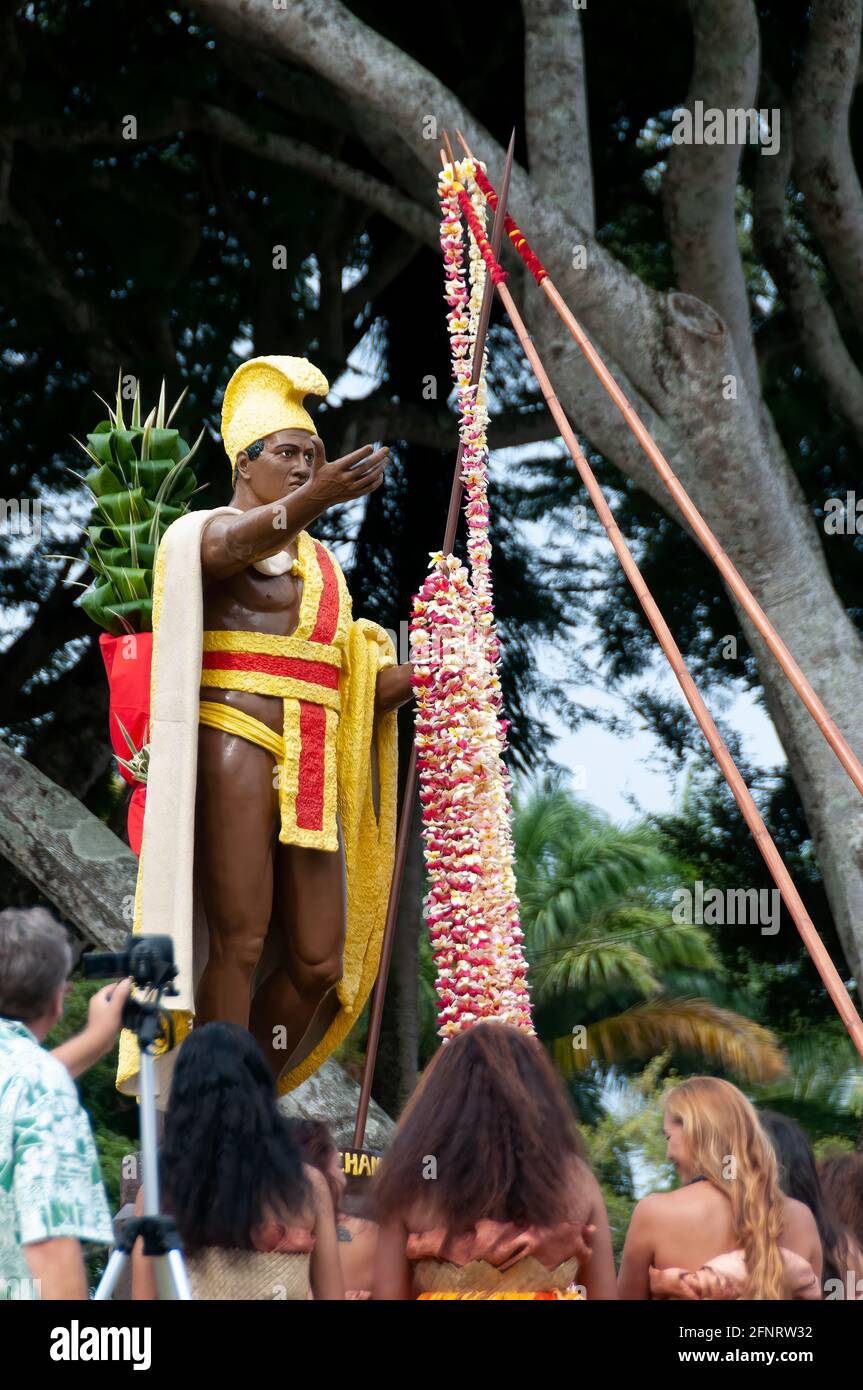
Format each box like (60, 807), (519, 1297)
(221, 355), (330, 475)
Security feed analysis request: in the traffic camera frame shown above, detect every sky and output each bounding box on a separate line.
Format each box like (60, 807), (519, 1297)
(544, 659), (785, 823)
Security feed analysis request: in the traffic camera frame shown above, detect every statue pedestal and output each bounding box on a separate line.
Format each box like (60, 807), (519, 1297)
(278, 1057), (394, 1150)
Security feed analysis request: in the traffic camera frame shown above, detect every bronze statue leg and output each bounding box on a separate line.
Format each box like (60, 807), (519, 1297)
(193, 726), (276, 1028)
(249, 833), (346, 1077)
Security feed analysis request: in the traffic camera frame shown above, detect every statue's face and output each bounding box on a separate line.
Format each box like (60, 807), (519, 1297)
(235, 428), (316, 503)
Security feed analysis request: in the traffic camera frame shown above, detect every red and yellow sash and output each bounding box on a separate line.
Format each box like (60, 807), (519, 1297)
(199, 531), (352, 851)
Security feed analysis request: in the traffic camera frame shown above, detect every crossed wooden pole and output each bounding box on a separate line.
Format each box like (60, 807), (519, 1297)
(354, 132), (863, 1145)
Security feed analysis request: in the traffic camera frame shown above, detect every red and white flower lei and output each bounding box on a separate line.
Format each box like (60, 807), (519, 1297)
(409, 159), (532, 1040)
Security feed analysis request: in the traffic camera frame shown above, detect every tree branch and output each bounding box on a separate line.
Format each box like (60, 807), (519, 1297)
(195, 104), (439, 247)
(753, 90), (863, 449)
(322, 397), (560, 455)
(0, 741), (132, 949)
(0, 207), (121, 378)
(793, 0), (863, 327)
(663, 0), (761, 396)
(10, 101), (440, 248)
(521, 0), (594, 231)
(190, 0), (671, 411)
(0, 565), (92, 721)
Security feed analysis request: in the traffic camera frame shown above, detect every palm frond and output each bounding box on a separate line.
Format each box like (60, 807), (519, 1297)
(551, 996), (786, 1084)
(533, 938), (661, 1002)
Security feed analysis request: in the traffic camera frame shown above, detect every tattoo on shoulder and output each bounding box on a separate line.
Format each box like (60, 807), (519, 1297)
(336, 1225), (353, 1244)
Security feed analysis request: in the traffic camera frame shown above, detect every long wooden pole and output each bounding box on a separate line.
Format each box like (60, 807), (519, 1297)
(448, 188), (863, 1057)
(500, 274), (863, 1057)
(352, 134), (517, 1147)
(456, 133), (863, 803)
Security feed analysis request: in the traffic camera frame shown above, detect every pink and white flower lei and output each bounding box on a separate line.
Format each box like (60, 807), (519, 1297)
(409, 160), (532, 1040)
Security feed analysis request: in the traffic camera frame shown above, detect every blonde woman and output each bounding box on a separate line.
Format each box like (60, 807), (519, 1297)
(618, 1077), (821, 1300)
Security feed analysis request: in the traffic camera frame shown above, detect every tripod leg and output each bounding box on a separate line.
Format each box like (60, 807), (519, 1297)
(149, 1252), (193, 1300)
(93, 1249), (128, 1301)
(165, 1249), (193, 1300)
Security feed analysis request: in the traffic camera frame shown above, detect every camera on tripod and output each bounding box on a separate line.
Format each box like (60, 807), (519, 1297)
(83, 933), (179, 1049)
(82, 932), (178, 992)
(85, 933), (192, 1299)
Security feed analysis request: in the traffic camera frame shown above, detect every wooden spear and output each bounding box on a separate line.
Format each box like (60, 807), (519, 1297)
(352, 133), (517, 1146)
(455, 131), (863, 804)
(449, 189), (863, 1060)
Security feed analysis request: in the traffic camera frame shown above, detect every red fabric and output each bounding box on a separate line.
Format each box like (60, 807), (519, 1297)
(310, 541), (341, 644)
(99, 632), (153, 857)
(127, 785), (147, 857)
(296, 701), (328, 831)
(201, 650), (339, 690)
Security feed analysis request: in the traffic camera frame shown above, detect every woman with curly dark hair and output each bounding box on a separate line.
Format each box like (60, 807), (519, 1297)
(131, 1023), (343, 1299)
(371, 1022), (616, 1299)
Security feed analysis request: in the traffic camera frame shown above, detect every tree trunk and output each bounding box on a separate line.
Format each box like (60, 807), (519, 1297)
(0, 740), (133, 949)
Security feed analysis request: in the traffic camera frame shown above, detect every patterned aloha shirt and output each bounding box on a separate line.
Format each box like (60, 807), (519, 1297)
(0, 1018), (113, 1300)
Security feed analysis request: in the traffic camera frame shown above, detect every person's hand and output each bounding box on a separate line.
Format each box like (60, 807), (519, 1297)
(304, 435), (389, 508)
(85, 978), (132, 1051)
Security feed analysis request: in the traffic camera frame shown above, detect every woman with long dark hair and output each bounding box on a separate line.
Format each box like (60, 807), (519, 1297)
(132, 1023), (343, 1299)
(371, 1022), (617, 1299)
(759, 1110), (861, 1297)
(618, 1078), (821, 1300)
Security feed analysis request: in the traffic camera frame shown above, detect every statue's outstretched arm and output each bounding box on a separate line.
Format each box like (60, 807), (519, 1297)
(201, 436), (388, 581)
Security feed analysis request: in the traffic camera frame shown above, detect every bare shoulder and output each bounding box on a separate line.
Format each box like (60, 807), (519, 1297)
(632, 1183), (716, 1225)
(629, 1190), (674, 1230)
(781, 1194), (818, 1241)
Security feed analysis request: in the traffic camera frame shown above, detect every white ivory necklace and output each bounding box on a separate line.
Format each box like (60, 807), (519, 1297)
(253, 551), (300, 578)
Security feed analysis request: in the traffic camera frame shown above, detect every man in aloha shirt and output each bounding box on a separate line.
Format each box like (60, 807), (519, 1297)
(0, 907), (129, 1300)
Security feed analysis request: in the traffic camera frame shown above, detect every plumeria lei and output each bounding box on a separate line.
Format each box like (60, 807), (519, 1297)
(409, 159), (533, 1040)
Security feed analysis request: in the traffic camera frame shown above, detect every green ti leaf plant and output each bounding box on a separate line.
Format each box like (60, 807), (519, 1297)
(76, 374), (205, 634)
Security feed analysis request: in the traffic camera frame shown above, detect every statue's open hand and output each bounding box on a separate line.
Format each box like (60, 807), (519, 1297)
(305, 435), (389, 507)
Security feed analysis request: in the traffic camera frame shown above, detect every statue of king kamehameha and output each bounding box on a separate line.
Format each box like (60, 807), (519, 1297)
(118, 356), (413, 1098)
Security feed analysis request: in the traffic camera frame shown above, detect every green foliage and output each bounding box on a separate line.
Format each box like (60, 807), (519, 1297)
(44, 975), (138, 1210)
(750, 1020), (863, 1145)
(77, 379), (203, 634)
(581, 1058), (679, 1257)
(513, 778), (786, 1085)
(655, 761), (851, 1022)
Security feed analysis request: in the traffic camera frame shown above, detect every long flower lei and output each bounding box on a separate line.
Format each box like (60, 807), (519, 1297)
(409, 159), (532, 1040)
